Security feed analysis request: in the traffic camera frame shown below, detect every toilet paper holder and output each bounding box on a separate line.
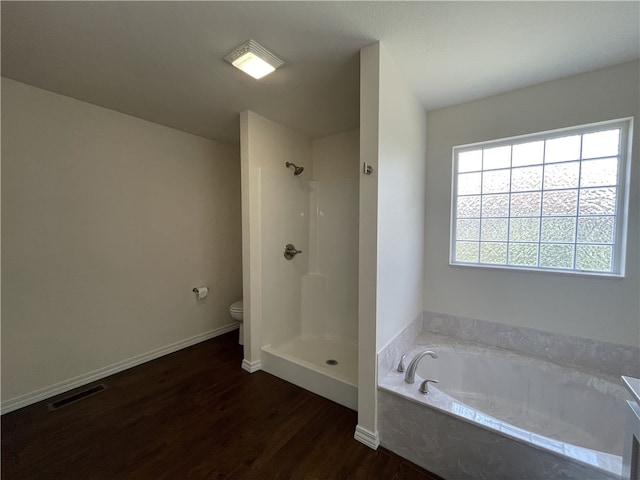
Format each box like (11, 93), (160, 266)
(192, 286), (209, 299)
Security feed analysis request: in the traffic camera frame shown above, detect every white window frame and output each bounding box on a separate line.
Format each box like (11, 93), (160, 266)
(450, 117), (633, 277)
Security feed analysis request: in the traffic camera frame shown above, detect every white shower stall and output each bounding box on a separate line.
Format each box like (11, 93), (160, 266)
(240, 111), (359, 409)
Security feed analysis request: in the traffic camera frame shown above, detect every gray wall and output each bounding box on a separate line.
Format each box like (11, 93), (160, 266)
(2, 78), (243, 408)
(424, 61), (639, 347)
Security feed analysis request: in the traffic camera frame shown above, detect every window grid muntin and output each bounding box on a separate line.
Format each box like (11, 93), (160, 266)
(451, 119), (631, 276)
(505, 148), (514, 265)
(573, 136), (584, 269)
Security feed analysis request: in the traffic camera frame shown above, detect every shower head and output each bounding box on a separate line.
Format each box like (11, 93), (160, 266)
(285, 162), (304, 176)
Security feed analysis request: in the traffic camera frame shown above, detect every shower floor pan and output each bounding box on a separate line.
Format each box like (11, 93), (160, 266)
(262, 335), (358, 410)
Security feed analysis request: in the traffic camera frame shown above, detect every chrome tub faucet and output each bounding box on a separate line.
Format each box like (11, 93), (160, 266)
(404, 350), (438, 384)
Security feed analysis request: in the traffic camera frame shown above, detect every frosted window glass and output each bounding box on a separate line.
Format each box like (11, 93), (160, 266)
(580, 158), (618, 187)
(482, 194), (509, 217)
(456, 219), (480, 241)
(451, 118), (629, 276)
(541, 217), (576, 243)
(542, 190), (578, 216)
(544, 162), (580, 190)
(456, 242), (479, 262)
(512, 141), (544, 167)
(458, 172), (482, 195)
(509, 243), (538, 266)
(459, 150), (482, 173)
(582, 129), (620, 159)
(540, 244), (574, 269)
(511, 166), (542, 192)
(578, 188), (617, 215)
(545, 135), (581, 163)
(482, 169), (510, 194)
(480, 243), (507, 264)
(509, 218), (540, 242)
(511, 192), (542, 217)
(481, 218), (508, 241)
(483, 146), (511, 170)
(577, 216), (615, 244)
(576, 245), (612, 272)
(457, 195), (481, 218)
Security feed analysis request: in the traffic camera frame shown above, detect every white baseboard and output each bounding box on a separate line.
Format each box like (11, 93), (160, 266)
(354, 425), (380, 450)
(1, 323), (240, 415)
(241, 358), (262, 373)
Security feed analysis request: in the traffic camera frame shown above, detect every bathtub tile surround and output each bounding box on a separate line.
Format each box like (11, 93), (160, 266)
(377, 313), (633, 479)
(423, 311), (640, 378)
(377, 312), (424, 380)
(378, 335), (627, 479)
(379, 389), (619, 480)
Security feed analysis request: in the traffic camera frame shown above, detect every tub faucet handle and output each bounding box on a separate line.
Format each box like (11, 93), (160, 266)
(397, 354), (407, 373)
(419, 379), (439, 394)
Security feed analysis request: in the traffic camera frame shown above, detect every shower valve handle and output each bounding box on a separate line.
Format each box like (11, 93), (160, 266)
(284, 244), (302, 260)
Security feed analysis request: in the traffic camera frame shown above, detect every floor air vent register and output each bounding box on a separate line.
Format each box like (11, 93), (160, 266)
(47, 384), (107, 411)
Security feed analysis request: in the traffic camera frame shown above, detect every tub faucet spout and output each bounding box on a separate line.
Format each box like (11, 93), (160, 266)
(404, 350), (438, 384)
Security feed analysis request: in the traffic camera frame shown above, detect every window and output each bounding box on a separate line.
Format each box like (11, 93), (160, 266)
(450, 118), (633, 277)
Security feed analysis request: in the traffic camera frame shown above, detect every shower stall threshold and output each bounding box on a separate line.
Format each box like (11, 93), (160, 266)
(261, 335), (358, 410)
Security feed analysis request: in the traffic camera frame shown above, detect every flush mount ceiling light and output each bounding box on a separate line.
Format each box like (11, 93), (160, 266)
(224, 39), (284, 80)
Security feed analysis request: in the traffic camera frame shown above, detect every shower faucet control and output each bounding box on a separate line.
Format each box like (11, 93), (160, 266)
(284, 244), (302, 260)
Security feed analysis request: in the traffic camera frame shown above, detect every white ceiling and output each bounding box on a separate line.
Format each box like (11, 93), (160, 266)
(2, 2), (639, 145)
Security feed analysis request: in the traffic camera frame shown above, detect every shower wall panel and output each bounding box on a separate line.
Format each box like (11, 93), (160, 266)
(301, 130), (359, 344)
(300, 178), (358, 343)
(241, 111), (312, 358)
(248, 120), (358, 353)
(260, 168), (309, 346)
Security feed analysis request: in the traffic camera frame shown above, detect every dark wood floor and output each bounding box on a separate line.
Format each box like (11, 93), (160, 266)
(2, 331), (443, 479)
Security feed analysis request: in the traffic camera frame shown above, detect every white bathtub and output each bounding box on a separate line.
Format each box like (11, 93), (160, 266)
(379, 335), (629, 480)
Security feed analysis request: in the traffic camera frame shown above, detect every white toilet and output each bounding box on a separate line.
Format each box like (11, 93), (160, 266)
(229, 300), (243, 345)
